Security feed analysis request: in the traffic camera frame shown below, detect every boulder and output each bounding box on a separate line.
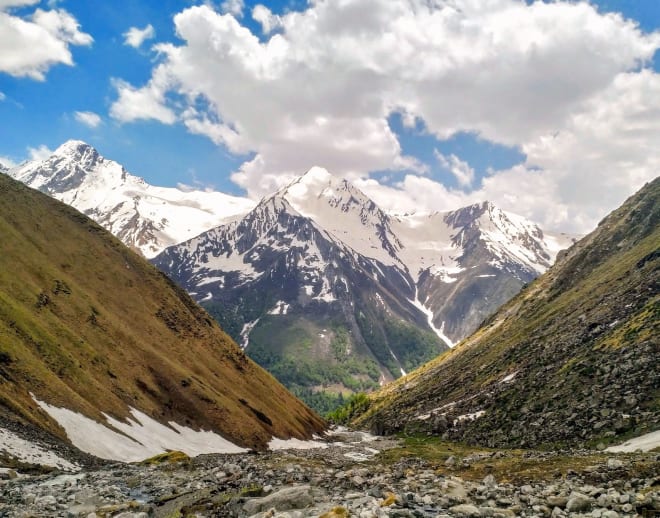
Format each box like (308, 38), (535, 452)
(243, 485), (315, 515)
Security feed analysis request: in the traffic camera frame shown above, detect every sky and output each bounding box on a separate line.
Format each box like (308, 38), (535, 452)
(1, 0), (659, 234)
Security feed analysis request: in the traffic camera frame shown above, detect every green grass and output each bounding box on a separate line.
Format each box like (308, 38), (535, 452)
(375, 435), (659, 484)
(353, 179), (660, 448)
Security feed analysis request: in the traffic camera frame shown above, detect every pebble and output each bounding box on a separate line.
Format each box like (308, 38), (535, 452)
(0, 435), (658, 518)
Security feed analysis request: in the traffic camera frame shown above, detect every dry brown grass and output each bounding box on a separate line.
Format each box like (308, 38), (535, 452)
(0, 175), (325, 450)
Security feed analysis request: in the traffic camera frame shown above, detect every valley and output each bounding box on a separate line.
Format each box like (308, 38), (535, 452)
(1, 1), (659, 516)
(1, 144), (657, 518)
(1, 430), (659, 517)
(6, 142), (576, 412)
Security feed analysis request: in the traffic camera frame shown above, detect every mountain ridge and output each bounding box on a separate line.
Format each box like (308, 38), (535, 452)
(7, 141), (255, 258)
(0, 172), (324, 460)
(354, 177), (660, 449)
(154, 167), (575, 411)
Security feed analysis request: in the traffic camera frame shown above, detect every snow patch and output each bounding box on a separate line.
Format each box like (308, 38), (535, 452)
(268, 301), (290, 315)
(500, 371), (519, 384)
(240, 318), (260, 349)
(268, 437), (328, 450)
(0, 428), (78, 471)
(197, 275), (225, 287)
(605, 430), (660, 452)
(456, 410), (486, 422)
(410, 287), (454, 348)
(33, 397), (247, 462)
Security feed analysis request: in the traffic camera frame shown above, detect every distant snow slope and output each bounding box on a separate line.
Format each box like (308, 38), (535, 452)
(8, 141), (255, 257)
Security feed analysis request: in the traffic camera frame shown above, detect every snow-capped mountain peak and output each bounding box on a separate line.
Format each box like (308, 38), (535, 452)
(8, 141), (255, 257)
(271, 167), (403, 267)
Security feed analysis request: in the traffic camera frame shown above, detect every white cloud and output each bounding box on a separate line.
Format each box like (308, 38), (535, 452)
(356, 70), (660, 233)
(434, 151), (475, 188)
(252, 4), (281, 34)
(110, 68), (176, 124)
(0, 155), (17, 168)
(123, 23), (155, 49)
(221, 0), (244, 18)
(0, 91), (5, 101)
(27, 144), (53, 161)
(0, 7), (92, 80)
(74, 110), (102, 128)
(110, 0), (660, 232)
(0, 0), (39, 9)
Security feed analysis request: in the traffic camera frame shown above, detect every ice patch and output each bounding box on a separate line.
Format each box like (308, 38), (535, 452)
(33, 397), (247, 462)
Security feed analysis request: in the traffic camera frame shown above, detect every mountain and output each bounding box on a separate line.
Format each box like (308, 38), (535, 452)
(154, 167), (572, 411)
(7, 141), (255, 258)
(0, 173), (324, 463)
(354, 177), (660, 449)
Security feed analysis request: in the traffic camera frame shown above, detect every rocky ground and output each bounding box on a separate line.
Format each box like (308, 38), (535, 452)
(0, 430), (658, 518)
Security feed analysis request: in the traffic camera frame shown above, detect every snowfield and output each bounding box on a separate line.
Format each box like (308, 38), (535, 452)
(605, 430), (660, 453)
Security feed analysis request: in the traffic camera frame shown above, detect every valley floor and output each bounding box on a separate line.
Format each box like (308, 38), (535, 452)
(1, 430), (658, 517)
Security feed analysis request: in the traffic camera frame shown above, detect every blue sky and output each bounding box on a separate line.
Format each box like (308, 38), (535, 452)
(1, 0), (659, 231)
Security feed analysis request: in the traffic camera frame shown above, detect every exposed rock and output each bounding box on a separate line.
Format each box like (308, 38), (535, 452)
(565, 492), (592, 512)
(243, 485), (315, 515)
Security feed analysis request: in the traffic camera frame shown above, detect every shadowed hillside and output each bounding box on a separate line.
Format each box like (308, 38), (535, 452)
(0, 173), (324, 453)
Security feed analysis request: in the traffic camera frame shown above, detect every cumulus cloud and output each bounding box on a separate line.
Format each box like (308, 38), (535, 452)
(123, 23), (155, 49)
(110, 0), (660, 232)
(252, 4), (281, 34)
(0, 0), (39, 9)
(0, 6), (92, 80)
(220, 0), (244, 18)
(434, 151), (475, 188)
(27, 144), (53, 161)
(74, 110), (102, 128)
(110, 68), (176, 124)
(0, 155), (17, 168)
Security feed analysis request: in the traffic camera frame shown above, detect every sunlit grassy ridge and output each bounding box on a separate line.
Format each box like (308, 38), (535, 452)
(0, 174), (324, 449)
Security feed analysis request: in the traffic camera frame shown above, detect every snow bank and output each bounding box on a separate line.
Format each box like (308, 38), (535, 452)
(0, 428), (78, 471)
(605, 430), (660, 453)
(33, 397), (246, 462)
(268, 437), (328, 450)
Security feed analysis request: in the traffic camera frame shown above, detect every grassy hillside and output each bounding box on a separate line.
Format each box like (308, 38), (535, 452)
(355, 178), (659, 449)
(0, 174), (324, 450)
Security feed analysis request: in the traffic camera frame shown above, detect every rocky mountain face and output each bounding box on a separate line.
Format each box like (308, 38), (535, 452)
(0, 174), (324, 461)
(355, 177), (660, 449)
(154, 167), (571, 411)
(7, 141), (255, 258)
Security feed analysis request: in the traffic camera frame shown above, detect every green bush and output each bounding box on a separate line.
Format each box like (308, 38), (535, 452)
(326, 392), (371, 424)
